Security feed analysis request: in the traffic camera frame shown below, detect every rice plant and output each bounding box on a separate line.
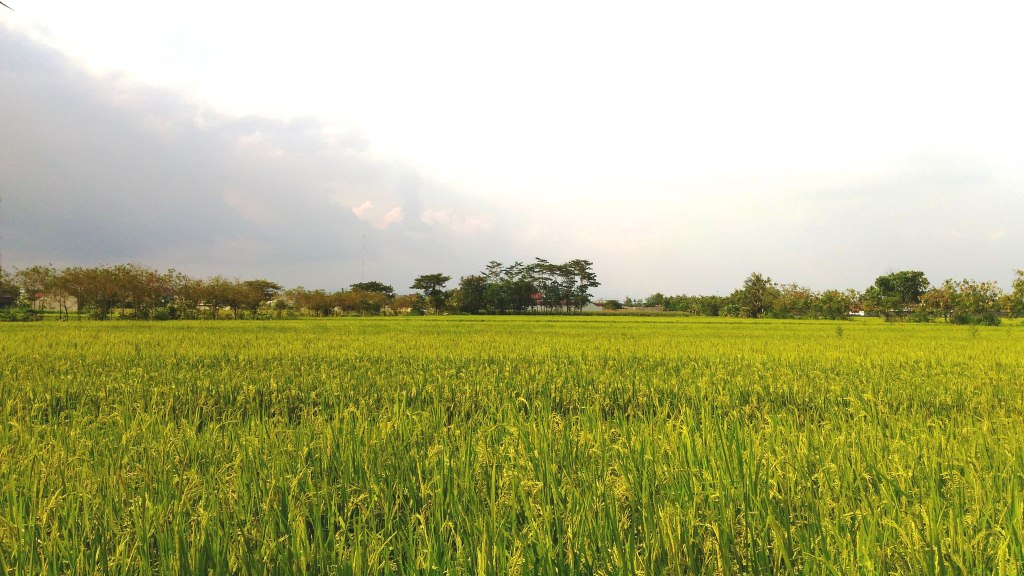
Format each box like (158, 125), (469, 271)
(1, 317), (1022, 574)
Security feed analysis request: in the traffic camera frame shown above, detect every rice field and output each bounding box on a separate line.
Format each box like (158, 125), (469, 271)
(1, 316), (1023, 574)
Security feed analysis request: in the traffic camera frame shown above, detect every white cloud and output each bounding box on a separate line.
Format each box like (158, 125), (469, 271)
(351, 200), (373, 220)
(348, 200), (404, 230)
(420, 209), (492, 237)
(235, 130), (283, 157)
(6, 4), (1024, 296)
(379, 206), (404, 229)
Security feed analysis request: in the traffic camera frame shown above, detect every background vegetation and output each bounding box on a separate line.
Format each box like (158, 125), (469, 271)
(0, 259), (600, 320)
(2, 263), (1022, 325)
(642, 270), (1024, 325)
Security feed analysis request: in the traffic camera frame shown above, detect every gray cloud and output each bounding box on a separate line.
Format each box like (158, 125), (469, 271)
(639, 156), (1024, 295)
(0, 28), (505, 290)
(3, 25), (1023, 299)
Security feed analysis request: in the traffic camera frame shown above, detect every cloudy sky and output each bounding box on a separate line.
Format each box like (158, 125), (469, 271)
(3, 2), (1023, 297)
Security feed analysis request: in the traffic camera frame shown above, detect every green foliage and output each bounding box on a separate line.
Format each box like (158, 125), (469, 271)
(730, 272), (779, 319)
(150, 306), (175, 321)
(454, 258), (601, 314)
(660, 284), (858, 320)
(645, 292), (665, 307)
(0, 305), (40, 321)
(0, 275), (19, 308)
(343, 290), (390, 315)
(921, 279), (1004, 325)
(240, 279), (283, 315)
(1009, 269), (1024, 318)
(455, 274), (488, 314)
(864, 270), (930, 320)
(662, 294), (725, 315)
(817, 289), (854, 320)
(12, 260), (1021, 329)
(411, 273), (452, 313)
(721, 302), (742, 317)
(350, 281), (396, 299)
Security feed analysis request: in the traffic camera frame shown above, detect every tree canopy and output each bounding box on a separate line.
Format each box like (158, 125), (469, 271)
(863, 270), (929, 319)
(350, 281), (396, 299)
(453, 258), (600, 314)
(649, 268), (1015, 325)
(411, 273), (452, 313)
(7, 259), (1023, 325)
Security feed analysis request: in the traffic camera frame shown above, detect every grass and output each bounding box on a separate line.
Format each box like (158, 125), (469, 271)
(1, 316), (1023, 574)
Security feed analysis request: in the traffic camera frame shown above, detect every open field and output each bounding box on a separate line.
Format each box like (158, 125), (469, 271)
(2, 317), (1023, 574)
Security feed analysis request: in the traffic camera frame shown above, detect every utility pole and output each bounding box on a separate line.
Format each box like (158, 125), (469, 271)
(361, 233), (365, 284)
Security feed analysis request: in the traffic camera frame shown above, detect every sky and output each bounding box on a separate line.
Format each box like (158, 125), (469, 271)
(2, 2), (1024, 298)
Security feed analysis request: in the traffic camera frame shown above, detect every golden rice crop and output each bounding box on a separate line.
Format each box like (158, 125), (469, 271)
(1, 317), (1022, 574)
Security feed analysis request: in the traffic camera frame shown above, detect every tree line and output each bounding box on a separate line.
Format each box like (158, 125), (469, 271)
(4, 263), (1022, 324)
(448, 259), (600, 314)
(624, 270), (1024, 325)
(0, 258), (600, 320)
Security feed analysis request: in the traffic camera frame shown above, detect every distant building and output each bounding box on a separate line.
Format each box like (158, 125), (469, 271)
(31, 293), (79, 313)
(0, 288), (17, 308)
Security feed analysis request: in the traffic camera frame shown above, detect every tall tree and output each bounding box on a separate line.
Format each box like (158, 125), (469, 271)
(350, 281), (396, 299)
(863, 270), (929, 320)
(1009, 269), (1024, 318)
(456, 275), (489, 314)
(503, 262), (536, 312)
(772, 283), (816, 319)
(411, 273), (452, 313)
(337, 290), (388, 315)
(199, 276), (239, 319)
(919, 280), (957, 322)
(529, 258), (599, 312)
(564, 259), (600, 312)
(59, 266), (121, 319)
(239, 279), (283, 317)
(731, 272), (779, 318)
(817, 289), (853, 320)
(944, 279), (1003, 325)
(13, 265), (58, 310)
(288, 287), (338, 317)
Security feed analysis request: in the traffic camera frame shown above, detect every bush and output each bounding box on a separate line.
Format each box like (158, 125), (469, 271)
(979, 311), (1001, 326)
(908, 310), (933, 323)
(0, 306), (42, 322)
(950, 310), (1002, 326)
(151, 306), (174, 321)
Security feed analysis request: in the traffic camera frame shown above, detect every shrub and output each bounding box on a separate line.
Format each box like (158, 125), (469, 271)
(0, 305), (42, 322)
